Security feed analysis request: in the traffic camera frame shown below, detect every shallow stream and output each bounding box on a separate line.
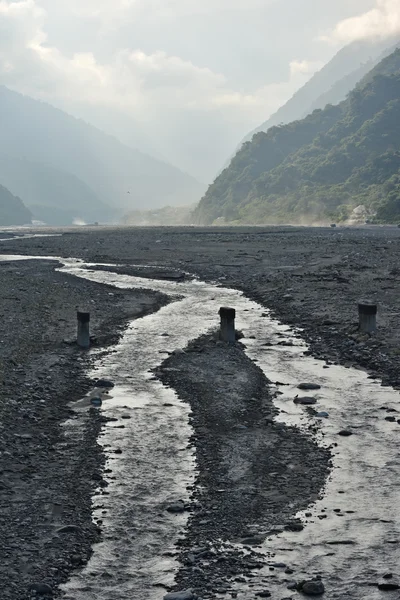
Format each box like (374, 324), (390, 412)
(2, 255), (400, 599)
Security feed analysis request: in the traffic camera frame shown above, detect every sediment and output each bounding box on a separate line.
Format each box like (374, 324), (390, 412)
(156, 333), (330, 599)
(0, 258), (168, 599)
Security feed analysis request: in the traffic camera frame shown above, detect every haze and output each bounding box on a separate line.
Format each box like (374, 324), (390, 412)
(1, 0), (398, 182)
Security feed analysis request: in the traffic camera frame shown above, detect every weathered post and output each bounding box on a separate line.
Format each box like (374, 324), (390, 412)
(358, 302), (377, 334)
(219, 307), (236, 343)
(77, 311), (90, 348)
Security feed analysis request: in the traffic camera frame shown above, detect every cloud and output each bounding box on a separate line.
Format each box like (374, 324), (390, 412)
(0, 0), (328, 179)
(289, 59), (325, 77)
(323, 0), (400, 42)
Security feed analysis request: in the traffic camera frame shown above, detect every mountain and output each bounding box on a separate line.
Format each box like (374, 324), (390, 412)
(193, 48), (400, 225)
(240, 38), (397, 148)
(0, 156), (112, 225)
(0, 86), (206, 221)
(0, 184), (32, 226)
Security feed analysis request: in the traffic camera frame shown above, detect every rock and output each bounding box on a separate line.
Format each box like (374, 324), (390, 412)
(256, 592), (271, 598)
(56, 525), (82, 534)
(299, 579), (325, 595)
(297, 383), (321, 390)
(316, 412), (329, 418)
(378, 583), (400, 591)
(338, 430), (353, 436)
(383, 573), (393, 579)
(285, 521), (304, 532)
(166, 501), (186, 514)
(385, 416), (396, 422)
(95, 379), (114, 388)
(29, 583), (53, 596)
(163, 590), (195, 600)
(294, 396), (317, 405)
(90, 397), (102, 407)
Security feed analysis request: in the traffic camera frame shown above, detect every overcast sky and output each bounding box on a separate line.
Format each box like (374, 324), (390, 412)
(0, 0), (399, 180)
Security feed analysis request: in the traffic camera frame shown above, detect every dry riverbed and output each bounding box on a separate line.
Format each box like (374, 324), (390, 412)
(0, 258), (167, 599)
(2, 225), (400, 599)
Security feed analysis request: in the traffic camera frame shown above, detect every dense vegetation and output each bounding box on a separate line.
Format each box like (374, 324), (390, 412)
(240, 37), (397, 146)
(0, 185), (32, 226)
(194, 48), (400, 225)
(0, 86), (205, 225)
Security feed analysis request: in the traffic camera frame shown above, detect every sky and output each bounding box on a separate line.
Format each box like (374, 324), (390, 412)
(0, 0), (399, 181)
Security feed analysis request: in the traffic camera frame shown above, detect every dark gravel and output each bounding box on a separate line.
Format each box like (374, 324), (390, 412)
(0, 258), (168, 599)
(155, 333), (330, 599)
(3, 225), (400, 598)
(6, 225), (400, 388)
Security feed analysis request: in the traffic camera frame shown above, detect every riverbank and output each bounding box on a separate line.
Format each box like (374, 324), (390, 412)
(156, 333), (330, 599)
(0, 258), (168, 599)
(2, 226), (400, 598)
(6, 225), (400, 389)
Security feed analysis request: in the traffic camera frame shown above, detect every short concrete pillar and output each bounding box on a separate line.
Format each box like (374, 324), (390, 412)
(219, 307), (236, 343)
(358, 302), (377, 334)
(77, 311), (90, 348)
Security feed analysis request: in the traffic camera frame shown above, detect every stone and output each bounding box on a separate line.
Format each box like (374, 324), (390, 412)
(90, 397), (102, 407)
(338, 430), (353, 436)
(299, 580), (325, 595)
(256, 592), (271, 598)
(285, 521), (304, 532)
(163, 590), (195, 600)
(95, 379), (114, 388)
(297, 383), (321, 390)
(316, 412), (329, 418)
(56, 525), (82, 534)
(166, 501), (186, 514)
(294, 397), (317, 405)
(378, 583), (400, 591)
(29, 583), (53, 596)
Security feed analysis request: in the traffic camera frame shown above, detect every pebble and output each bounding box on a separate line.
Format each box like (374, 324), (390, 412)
(294, 397), (317, 405)
(166, 501), (186, 514)
(163, 590), (195, 600)
(95, 379), (115, 388)
(56, 525), (82, 534)
(29, 583), (53, 596)
(378, 583), (400, 591)
(338, 429), (353, 436)
(299, 579), (325, 595)
(297, 383), (321, 390)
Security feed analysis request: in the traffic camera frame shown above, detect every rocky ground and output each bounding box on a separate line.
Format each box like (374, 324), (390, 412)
(6, 225), (400, 389)
(0, 257), (167, 599)
(2, 225), (400, 599)
(156, 334), (329, 599)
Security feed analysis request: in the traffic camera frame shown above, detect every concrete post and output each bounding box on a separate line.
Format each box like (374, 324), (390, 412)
(77, 311), (90, 348)
(358, 302), (377, 334)
(219, 307), (236, 343)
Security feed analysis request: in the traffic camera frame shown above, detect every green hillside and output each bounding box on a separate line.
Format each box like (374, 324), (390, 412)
(194, 48), (400, 225)
(0, 185), (32, 226)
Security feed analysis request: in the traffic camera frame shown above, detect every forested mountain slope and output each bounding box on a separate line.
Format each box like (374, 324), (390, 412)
(194, 49), (400, 225)
(240, 37), (397, 146)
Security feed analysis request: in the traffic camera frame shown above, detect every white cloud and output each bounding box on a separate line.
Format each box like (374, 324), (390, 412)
(289, 59), (325, 77)
(323, 0), (400, 42)
(0, 0), (335, 179)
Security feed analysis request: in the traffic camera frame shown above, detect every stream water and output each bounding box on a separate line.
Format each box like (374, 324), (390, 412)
(2, 255), (400, 598)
